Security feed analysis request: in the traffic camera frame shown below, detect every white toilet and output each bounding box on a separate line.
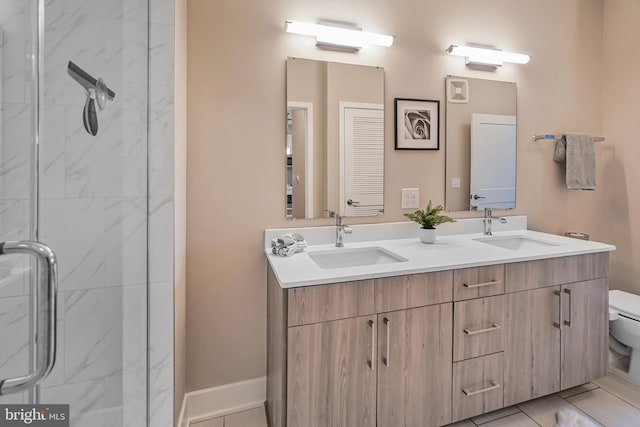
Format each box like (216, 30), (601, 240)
(609, 290), (640, 383)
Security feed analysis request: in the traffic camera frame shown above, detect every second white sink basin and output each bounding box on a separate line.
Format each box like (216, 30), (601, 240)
(309, 247), (408, 269)
(474, 235), (561, 251)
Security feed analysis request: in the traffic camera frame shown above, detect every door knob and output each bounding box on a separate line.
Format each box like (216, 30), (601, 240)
(472, 194), (486, 200)
(347, 199), (360, 206)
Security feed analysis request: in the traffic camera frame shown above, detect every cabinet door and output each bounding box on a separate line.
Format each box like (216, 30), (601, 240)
(377, 304), (453, 427)
(504, 287), (561, 406)
(287, 316), (377, 427)
(561, 279), (609, 389)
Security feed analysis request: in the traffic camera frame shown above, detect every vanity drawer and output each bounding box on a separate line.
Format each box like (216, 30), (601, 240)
(288, 280), (375, 326)
(288, 271), (453, 326)
(373, 270), (453, 313)
(452, 353), (504, 422)
(453, 265), (505, 301)
(453, 295), (504, 361)
(505, 253), (609, 293)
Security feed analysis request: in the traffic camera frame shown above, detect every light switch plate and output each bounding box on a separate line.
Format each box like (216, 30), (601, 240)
(452, 178), (461, 189)
(402, 188), (420, 209)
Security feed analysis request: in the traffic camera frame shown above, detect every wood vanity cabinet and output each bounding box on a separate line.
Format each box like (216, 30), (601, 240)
(376, 304), (453, 427)
(286, 305), (453, 427)
(267, 252), (610, 427)
(503, 286), (561, 406)
(287, 316), (377, 427)
(561, 279), (609, 389)
(267, 268), (453, 427)
(503, 254), (609, 406)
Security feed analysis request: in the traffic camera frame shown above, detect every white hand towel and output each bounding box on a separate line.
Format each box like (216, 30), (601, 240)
(271, 234), (307, 257)
(554, 407), (600, 427)
(553, 133), (596, 190)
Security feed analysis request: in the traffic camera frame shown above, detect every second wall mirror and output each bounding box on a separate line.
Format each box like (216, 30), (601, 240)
(445, 76), (517, 212)
(286, 58), (385, 220)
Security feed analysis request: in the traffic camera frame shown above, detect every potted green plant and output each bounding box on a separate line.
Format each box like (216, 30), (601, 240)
(404, 200), (455, 244)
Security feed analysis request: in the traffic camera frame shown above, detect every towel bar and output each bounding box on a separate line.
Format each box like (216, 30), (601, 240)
(532, 134), (605, 142)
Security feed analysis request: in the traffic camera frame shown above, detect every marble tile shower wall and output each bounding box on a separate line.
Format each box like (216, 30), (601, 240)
(0, 0), (175, 426)
(39, 0), (150, 426)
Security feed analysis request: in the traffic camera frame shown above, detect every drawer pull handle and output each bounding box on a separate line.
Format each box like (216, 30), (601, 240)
(383, 317), (390, 367)
(368, 320), (375, 370)
(463, 323), (501, 336)
(554, 290), (561, 329)
(564, 288), (573, 327)
(463, 280), (500, 289)
(462, 381), (501, 397)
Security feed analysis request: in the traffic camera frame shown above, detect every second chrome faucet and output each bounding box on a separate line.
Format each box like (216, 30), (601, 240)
(483, 208), (507, 236)
(325, 210), (352, 247)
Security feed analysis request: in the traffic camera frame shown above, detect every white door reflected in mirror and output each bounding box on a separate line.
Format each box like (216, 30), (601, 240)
(342, 105), (384, 217)
(445, 76), (517, 212)
(470, 114), (516, 210)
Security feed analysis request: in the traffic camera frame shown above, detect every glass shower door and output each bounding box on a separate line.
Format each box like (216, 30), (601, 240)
(0, 0), (150, 426)
(0, 0), (41, 409)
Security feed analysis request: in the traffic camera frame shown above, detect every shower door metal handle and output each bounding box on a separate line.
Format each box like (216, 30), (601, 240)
(0, 241), (58, 396)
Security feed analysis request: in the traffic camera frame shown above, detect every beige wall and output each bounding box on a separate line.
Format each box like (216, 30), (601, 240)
(174, 0), (187, 420)
(602, 0), (640, 295)
(186, 0), (606, 391)
(446, 77), (517, 211)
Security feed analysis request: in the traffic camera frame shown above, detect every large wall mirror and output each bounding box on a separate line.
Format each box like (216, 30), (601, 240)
(445, 76), (517, 211)
(286, 58), (385, 219)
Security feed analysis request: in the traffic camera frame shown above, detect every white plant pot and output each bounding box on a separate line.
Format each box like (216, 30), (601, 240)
(419, 228), (437, 244)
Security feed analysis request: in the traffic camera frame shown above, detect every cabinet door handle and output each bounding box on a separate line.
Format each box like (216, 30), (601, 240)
(462, 381), (501, 397)
(553, 290), (561, 329)
(564, 288), (573, 327)
(368, 320), (375, 370)
(463, 280), (501, 289)
(383, 317), (390, 367)
(463, 323), (501, 336)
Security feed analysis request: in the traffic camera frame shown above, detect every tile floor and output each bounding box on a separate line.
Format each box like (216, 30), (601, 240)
(190, 373), (640, 427)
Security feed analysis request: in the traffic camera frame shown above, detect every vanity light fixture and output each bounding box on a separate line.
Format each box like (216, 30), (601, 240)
(285, 20), (394, 52)
(446, 44), (530, 69)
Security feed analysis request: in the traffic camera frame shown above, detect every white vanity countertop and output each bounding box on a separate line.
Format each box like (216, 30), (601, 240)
(265, 218), (615, 289)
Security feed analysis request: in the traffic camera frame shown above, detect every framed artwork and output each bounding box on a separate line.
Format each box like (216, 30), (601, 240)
(394, 98), (440, 150)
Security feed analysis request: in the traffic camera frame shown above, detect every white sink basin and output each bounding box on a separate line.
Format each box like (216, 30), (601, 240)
(309, 247), (408, 269)
(474, 235), (561, 251)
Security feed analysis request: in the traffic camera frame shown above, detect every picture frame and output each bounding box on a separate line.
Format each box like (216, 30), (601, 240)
(394, 98), (440, 150)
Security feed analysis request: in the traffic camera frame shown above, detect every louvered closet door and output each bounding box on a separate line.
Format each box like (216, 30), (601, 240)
(344, 107), (384, 217)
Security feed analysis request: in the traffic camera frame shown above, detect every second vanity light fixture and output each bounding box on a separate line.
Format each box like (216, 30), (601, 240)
(285, 20), (394, 52)
(446, 44), (530, 70)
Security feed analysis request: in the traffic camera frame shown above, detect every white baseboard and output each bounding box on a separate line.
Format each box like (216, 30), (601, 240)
(182, 377), (266, 426)
(177, 393), (188, 427)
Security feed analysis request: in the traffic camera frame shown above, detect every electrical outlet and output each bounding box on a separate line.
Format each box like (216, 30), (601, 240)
(452, 178), (461, 189)
(402, 188), (420, 209)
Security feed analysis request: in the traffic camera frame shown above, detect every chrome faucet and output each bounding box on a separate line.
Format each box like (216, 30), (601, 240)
(325, 210), (352, 247)
(335, 214), (353, 247)
(483, 208), (507, 236)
